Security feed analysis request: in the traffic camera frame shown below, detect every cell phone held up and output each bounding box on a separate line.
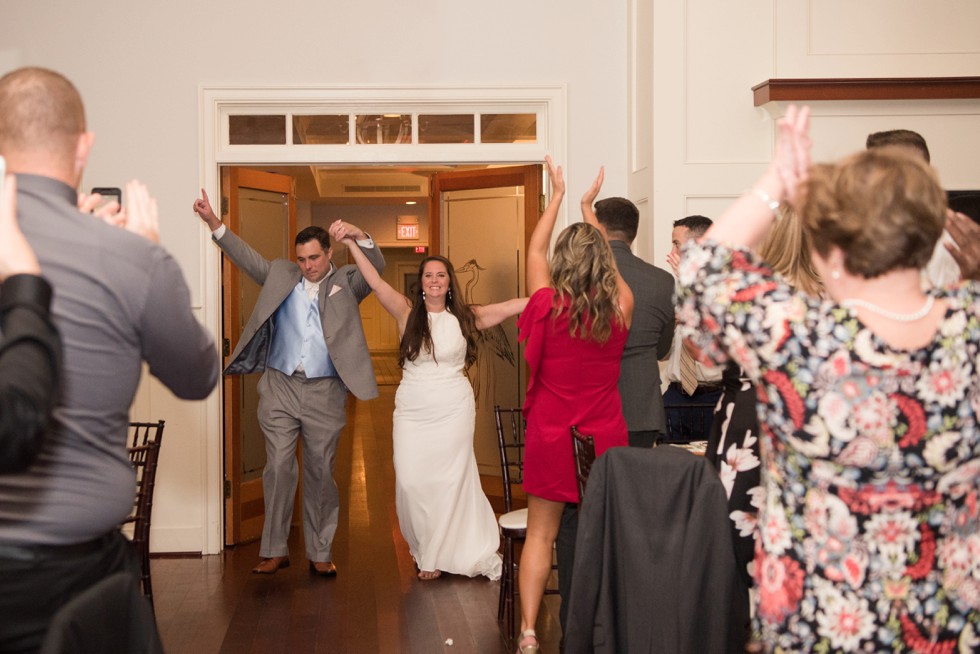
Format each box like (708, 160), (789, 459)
(90, 186), (122, 213)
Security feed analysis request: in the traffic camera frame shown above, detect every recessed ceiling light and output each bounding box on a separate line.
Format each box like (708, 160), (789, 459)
(405, 201), (417, 205)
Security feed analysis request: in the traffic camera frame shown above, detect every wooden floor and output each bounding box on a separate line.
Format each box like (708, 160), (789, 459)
(151, 384), (563, 654)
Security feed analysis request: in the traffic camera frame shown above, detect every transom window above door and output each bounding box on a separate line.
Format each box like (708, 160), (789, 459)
(205, 85), (563, 165)
(229, 111), (538, 146)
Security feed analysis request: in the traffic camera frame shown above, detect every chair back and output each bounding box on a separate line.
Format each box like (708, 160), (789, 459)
(494, 406), (524, 513)
(571, 425), (596, 502)
(38, 571), (164, 654)
(564, 446), (742, 653)
(125, 420), (165, 607)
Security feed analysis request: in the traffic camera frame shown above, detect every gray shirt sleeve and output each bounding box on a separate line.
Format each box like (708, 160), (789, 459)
(138, 252), (219, 400)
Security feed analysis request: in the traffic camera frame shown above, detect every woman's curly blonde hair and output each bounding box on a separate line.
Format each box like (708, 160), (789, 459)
(549, 222), (623, 343)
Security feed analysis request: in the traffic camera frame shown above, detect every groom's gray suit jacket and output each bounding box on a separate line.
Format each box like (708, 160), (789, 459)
(215, 228), (383, 400)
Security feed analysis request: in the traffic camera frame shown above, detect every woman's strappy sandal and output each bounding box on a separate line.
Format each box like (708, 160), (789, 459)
(516, 629), (539, 654)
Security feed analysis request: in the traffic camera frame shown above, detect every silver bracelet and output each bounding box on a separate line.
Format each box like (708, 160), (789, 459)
(750, 188), (781, 217)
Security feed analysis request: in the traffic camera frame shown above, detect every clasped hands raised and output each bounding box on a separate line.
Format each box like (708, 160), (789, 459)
(327, 219), (365, 243)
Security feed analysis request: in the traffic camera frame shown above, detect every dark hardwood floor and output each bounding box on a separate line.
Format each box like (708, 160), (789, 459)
(152, 385), (563, 653)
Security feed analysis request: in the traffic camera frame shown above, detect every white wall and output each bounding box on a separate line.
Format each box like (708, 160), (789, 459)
(642, 0), (980, 271)
(0, 0), (628, 553)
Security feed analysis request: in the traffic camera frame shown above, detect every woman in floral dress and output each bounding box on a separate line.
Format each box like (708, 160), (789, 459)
(678, 105), (979, 653)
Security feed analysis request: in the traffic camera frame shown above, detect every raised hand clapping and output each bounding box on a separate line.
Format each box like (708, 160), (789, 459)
(0, 175), (40, 280)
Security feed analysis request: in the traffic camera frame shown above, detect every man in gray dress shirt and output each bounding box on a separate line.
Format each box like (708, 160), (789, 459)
(0, 66), (219, 653)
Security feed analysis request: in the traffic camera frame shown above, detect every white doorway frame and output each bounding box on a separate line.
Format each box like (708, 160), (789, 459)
(197, 84), (567, 553)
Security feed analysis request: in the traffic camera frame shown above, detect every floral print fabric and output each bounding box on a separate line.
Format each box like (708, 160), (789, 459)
(676, 241), (980, 653)
(706, 363), (762, 592)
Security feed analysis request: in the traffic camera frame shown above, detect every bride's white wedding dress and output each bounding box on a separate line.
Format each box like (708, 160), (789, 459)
(392, 310), (502, 580)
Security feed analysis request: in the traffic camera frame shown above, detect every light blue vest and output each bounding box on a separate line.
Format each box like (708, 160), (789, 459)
(267, 281), (337, 378)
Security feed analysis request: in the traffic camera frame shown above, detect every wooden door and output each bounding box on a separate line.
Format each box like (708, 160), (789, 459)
(222, 168), (297, 545)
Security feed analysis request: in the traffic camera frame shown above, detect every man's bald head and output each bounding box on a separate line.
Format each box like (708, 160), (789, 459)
(0, 67), (88, 183)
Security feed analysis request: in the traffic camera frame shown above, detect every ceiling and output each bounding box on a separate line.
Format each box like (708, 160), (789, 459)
(240, 164), (488, 205)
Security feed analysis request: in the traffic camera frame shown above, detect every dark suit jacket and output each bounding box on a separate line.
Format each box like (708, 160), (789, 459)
(610, 241), (675, 433)
(564, 446), (742, 654)
(0, 274), (60, 473)
(215, 229), (384, 401)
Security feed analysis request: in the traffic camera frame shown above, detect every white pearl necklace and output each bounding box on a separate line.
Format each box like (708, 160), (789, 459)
(840, 295), (935, 322)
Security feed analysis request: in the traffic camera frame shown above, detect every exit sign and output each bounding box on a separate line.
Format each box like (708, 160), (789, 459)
(397, 223), (419, 240)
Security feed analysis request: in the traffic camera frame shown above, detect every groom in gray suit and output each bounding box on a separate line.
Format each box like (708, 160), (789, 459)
(194, 191), (383, 577)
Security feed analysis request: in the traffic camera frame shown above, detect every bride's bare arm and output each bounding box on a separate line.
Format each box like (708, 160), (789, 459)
(472, 297), (530, 330)
(329, 221), (411, 331)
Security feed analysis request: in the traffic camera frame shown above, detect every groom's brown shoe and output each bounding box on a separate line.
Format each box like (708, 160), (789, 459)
(252, 556), (290, 574)
(309, 561), (337, 577)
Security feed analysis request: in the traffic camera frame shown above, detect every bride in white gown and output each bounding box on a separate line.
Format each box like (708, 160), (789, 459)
(331, 221), (527, 581)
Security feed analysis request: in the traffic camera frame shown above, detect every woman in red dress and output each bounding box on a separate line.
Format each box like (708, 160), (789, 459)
(514, 157), (634, 653)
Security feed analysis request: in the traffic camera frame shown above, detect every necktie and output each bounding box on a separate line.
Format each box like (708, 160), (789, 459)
(296, 281), (321, 375)
(304, 280), (320, 301)
(679, 345), (699, 396)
